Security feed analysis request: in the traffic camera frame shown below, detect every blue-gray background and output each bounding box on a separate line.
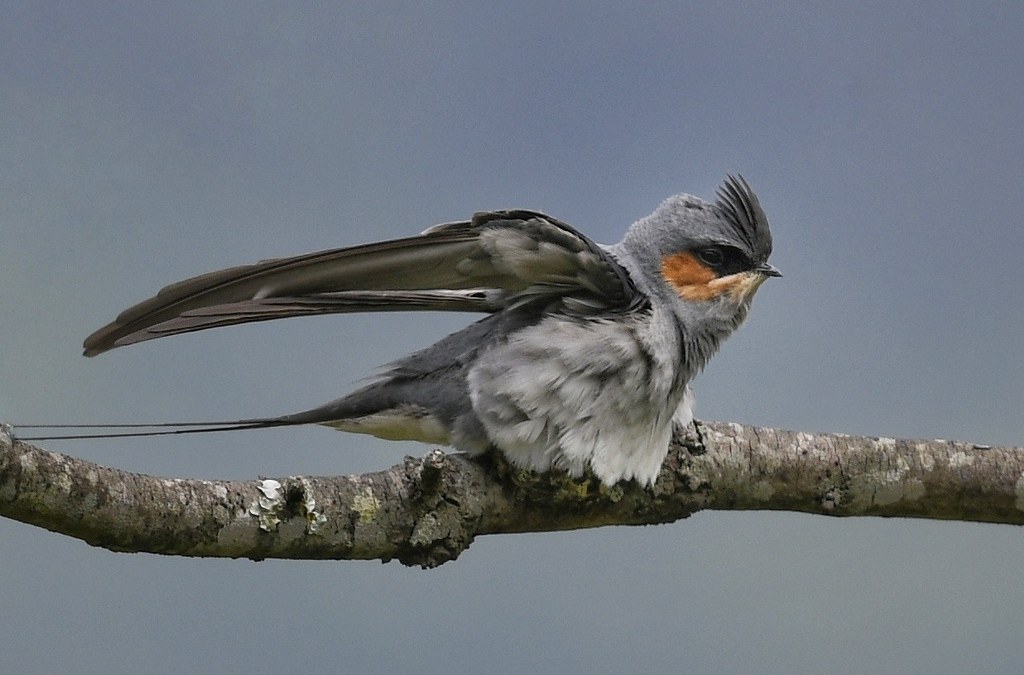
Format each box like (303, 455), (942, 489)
(3, 3), (1023, 673)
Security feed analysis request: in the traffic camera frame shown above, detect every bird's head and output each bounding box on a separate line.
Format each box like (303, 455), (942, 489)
(613, 175), (779, 367)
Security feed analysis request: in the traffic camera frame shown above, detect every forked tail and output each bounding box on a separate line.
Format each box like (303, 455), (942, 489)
(12, 419), (300, 441)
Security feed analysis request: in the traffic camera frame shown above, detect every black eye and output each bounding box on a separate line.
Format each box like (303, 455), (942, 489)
(694, 245), (753, 275)
(696, 247), (725, 267)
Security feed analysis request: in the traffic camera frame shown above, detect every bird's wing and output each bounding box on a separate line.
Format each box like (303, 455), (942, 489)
(83, 210), (644, 356)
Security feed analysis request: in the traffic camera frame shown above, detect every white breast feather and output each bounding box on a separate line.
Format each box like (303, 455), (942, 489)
(468, 310), (685, 486)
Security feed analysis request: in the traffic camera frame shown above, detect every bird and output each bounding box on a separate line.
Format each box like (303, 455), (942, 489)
(78, 175), (779, 487)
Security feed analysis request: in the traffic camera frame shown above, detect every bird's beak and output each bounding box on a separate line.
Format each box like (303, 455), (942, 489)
(756, 263), (782, 278)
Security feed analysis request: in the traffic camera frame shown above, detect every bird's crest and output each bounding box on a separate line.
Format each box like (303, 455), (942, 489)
(714, 174), (772, 261)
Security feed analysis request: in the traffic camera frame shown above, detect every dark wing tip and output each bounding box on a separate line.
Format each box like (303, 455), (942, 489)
(83, 325), (120, 357)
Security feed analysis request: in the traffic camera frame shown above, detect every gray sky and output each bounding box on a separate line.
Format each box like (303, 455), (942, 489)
(3, 2), (1023, 672)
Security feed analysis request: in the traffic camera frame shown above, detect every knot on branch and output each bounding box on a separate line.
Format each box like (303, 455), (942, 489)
(393, 451), (488, 568)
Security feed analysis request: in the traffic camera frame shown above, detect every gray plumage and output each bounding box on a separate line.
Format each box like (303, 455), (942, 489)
(82, 175), (778, 486)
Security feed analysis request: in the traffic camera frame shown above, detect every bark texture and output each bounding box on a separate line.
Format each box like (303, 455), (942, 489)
(2, 422), (1022, 567)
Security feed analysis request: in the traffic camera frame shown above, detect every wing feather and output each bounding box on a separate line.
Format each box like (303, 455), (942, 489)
(83, 210), (641, 356)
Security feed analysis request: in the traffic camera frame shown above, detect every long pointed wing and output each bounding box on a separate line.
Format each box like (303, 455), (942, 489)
(83, 210), (642, 356)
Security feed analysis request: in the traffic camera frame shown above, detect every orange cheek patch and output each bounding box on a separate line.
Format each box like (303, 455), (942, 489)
(661, 252), (715, 286)
(679, 281), (725, 301)
(661, 252), (763, 303)
(660, 251), (720, 301)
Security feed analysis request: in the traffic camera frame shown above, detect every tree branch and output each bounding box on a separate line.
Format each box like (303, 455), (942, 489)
(2, 422), (1022, 567)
